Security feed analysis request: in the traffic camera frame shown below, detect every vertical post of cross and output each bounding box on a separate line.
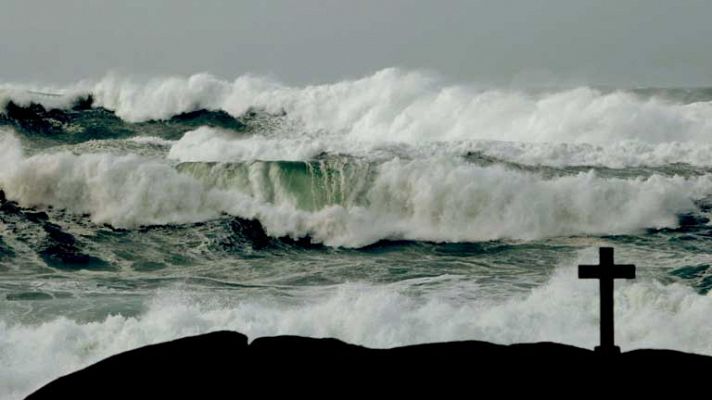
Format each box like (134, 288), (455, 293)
(578, 247), (636, 354)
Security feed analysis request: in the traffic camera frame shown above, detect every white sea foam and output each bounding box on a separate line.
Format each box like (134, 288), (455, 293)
(169, 126), (712, 167)
(1, 131), (710, 246)
(4, 69), (712, 144)
(2, 256), (711, 399)
(168, 126), (334, 162)
(0, 132), (226, 227)
(460, 140), (712, 168)
(87, 69), (712, 146)
(5, 69), (712, 167)
(127, 136), (177, 147)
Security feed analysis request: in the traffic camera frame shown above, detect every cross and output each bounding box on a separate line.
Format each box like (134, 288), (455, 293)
(578, 247), (635, 354)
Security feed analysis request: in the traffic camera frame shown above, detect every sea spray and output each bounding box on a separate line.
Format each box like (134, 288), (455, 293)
(3, 260), (712, 398)
(1, 131), (708, 245)
(3, 69), (712, 143)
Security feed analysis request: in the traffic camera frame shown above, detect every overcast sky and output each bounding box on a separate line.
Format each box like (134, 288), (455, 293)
(1, 0), (711, 87)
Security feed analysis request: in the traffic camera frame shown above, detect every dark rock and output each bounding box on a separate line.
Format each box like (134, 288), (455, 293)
(71, 95), (94, 111)
(27, 331), (712, 398)
(678, 212), (709, 227)
(3, 100), (69, 135)
(279, 234), (325, 249)
(43, 223), (78, 246)
(39, 246), (108, 270)
(28, 331), (248, 399)
(25, 211), (49, 223)
(229, 217), (272, 249)
(39, 223), (111, 270)
(169, 109), (245, 131)
(0, 201), (21, 215)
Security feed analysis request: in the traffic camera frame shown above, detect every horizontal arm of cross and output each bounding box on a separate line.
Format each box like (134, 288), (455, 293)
(579, 264), (636, 279)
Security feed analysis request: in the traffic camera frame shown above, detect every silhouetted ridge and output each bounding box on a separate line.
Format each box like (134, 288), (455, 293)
(28, 331), (712, 398)
(28, 331), (248, 399)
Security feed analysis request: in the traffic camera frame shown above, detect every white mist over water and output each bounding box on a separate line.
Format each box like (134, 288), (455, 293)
(88, 69), (712, 146)
(3, 69), (712, 142)
(2, 260), (711, 399)
(6, 68), (712, 168)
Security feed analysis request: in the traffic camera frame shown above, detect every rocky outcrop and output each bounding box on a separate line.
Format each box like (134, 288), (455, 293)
(28, 331), (712, 398)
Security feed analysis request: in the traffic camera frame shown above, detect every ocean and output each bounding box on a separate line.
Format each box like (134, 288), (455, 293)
(2, 68), (712, 398)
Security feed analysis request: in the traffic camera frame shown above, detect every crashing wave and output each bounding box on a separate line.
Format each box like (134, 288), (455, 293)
(4, 69), (712, 167)
(169, 125), (712, 168)
(1, 131), (710, 247)
(3, 69), (712, 141)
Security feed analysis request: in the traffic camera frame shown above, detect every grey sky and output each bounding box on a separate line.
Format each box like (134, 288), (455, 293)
(1, 0), (711, 87)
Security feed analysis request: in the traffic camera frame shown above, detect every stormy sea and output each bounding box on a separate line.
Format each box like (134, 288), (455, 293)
(2, 69), (712, 397)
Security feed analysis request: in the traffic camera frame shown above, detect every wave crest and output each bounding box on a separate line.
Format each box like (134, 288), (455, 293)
(1, 131), (709, 246)
(4, 69), (712, 145)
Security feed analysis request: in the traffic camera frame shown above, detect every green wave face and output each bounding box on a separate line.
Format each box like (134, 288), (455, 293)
(177, 159), (376, 211)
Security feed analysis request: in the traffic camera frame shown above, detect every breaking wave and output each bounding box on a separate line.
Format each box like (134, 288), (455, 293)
(2, 69), (712, 142)
(170, 125), (712, 168)
(1, 131), (710, 246)
(5, 69), (712, 168)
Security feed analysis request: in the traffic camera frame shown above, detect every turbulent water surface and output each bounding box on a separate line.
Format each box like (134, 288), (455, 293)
(2, 69), (712, 398)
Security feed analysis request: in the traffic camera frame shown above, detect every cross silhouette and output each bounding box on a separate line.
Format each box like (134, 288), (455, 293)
(578, 247), (635, 354)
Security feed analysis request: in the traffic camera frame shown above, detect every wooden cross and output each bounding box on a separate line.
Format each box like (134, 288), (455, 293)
(578, 247), (635, 354)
